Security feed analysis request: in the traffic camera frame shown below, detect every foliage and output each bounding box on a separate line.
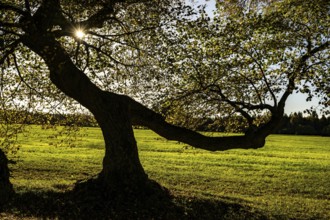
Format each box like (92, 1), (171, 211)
(150, 0), (330, 129)
(2, 127), (330, 219)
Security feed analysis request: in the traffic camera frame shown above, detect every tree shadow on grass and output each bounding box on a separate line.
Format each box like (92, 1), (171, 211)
(176, 196), (268, 220)
(2, 188), (268, 220)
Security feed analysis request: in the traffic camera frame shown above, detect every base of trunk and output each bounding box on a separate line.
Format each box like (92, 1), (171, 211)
(70, 175), (183, 219)
(0, 149), (14, 207)
(74, 173), (169, 198)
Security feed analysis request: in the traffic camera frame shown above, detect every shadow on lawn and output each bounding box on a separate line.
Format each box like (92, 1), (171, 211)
(2, 190), (267, 220)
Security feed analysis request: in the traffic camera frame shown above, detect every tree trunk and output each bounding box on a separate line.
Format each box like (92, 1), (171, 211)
(93, 92), (148, 191)
(0, 149), (14, 206)
(21, 35), (150, 192)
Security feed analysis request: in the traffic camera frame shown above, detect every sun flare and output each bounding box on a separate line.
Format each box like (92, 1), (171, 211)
(75, 29), (85, 39)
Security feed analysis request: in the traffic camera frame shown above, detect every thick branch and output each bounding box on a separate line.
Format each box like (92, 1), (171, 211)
(72, 0), (138, 30)
(209, 84), (274, 112)
(128, 97), (265, 151)
(300, 41), (330, 66)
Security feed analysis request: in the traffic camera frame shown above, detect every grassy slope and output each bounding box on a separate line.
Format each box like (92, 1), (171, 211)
(4, 126), (330, 219)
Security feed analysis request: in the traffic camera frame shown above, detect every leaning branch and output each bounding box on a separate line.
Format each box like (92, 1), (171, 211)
(128, 95), (265, 151)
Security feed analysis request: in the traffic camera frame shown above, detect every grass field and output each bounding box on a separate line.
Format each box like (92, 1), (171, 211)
(2, 125), (330, 219)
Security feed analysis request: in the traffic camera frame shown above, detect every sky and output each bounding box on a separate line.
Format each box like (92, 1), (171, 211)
(285, 93), (320, 115)
(187, 0), (323, 115)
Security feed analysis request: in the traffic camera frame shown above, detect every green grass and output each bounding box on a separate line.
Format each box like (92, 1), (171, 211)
(3, 125), (330, 219)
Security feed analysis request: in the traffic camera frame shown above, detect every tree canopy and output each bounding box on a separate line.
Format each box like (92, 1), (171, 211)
(150, 0), (329, 131)
(0, 0), (329, 206)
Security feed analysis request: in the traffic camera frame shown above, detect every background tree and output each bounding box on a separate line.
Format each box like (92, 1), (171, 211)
(0, 0), (329, 205)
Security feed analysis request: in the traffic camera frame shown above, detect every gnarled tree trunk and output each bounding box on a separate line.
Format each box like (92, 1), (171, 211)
(21, 34), (151, 193)
(93, 92), (148, 191)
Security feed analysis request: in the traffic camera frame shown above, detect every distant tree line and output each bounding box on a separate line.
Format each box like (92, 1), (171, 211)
(0, 110), (98, 127)
(1, 110), (329, 136)
(276, 112), (330, 136)
(194, 111), (330, 136)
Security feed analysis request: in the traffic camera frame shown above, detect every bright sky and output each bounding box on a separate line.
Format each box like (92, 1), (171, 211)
(285, 93), (320, 115)
(187, 0), (322, 115)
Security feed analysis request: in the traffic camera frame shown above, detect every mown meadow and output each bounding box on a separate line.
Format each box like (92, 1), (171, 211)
(1, 125), (330, 219)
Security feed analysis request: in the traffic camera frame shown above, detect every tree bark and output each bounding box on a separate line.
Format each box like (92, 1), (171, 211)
(93, 92), (148, 190)
(0, 148), (14, 206)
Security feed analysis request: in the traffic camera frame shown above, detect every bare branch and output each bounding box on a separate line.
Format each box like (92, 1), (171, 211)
(240, 72), (264, 103)
(12, 53), (40, 96)
(208, 84), (274, 112)
(208, 85), (255, 125)
(0, 39), (21, 66)
(80, 40), (144, 67)
(244, 47), (277, 106)
(88, 25), (157, 38)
